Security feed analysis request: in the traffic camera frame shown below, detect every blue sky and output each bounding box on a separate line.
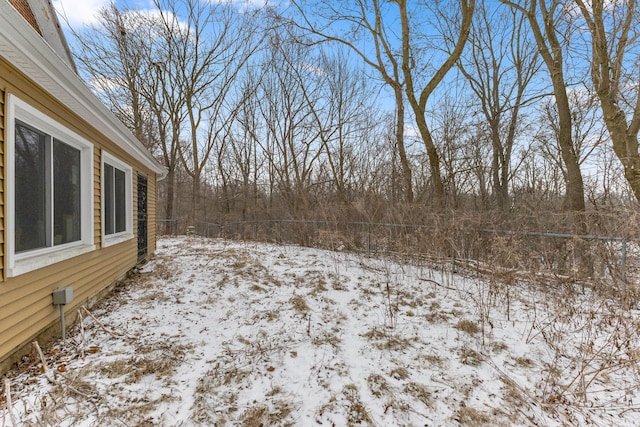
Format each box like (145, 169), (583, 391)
(52, 0), (271, 29)
(53, 0), (149, 28)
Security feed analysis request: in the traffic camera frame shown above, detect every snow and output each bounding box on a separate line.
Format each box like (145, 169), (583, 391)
(2, 236), (640, 426)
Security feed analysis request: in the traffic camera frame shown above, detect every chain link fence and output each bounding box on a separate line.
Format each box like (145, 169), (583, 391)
(158, 217), (637, 286)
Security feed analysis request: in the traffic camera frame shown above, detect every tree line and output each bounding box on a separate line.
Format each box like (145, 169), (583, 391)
(69, 0), (640, 229)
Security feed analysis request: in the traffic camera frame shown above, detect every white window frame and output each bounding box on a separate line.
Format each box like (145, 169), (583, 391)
(6, 94), (95, 277)
(101, 151), (134, 247)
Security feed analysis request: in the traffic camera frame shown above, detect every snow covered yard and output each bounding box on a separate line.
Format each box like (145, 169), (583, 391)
(2, 235), (640, 426)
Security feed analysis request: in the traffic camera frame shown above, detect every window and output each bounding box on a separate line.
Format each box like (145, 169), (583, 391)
(102, 151), (133, 246)
(7, 94), (94, 277)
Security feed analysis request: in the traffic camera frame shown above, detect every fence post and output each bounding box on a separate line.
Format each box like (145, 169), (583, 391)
(621, 238), (627, 284)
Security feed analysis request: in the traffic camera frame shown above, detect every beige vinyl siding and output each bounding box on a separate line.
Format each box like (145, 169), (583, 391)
(0, 57), (159, 369)
(0, 241), (137, 358)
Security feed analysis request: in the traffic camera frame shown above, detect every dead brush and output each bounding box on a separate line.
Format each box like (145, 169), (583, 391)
(225, 329), (291, 366)
(535, 294), (640, 418)
(455, 319), (481, 335)
(151, 257), (178, 281)
(341, 384), (373, 425)
(402, 382), (433, 407)
(367, 374), (390, 398)
(315, 229), (352, 252)
(239, 401), (295, 427)
(383, 279), (399, 329)
(30, 366), (104, 426)
(455, 405), (492, 426)
(289, 294), (310, 313)
(362, 327), (413, 351)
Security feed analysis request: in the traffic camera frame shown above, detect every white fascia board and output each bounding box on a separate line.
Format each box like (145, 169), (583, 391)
(27, 0), (78, 72)
(0, 1), (167, 177)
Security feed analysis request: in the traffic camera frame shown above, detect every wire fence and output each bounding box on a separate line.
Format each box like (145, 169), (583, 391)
(157, 219), (180, 236)
(157, 217), (637, 285)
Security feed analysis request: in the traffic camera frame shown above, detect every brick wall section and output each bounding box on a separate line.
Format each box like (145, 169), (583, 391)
(8, 0), (42, 35)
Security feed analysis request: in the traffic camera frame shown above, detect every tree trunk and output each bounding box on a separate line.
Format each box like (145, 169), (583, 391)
(416, 114), (446, 204)
(517, 0), (585, 213)
(394, 90), (414, 203)
(576, 0), (640, 203)
(192, 175), (200, 226)
(604, 111), (640, 202)
(555, 84), (586, 212)
(164, 168), (175, 221)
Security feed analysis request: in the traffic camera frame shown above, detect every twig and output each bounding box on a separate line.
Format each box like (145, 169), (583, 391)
(76, 309), (85, 359)
(417, 276), (472, 295)
(80, 306), (125, 338)
(32, 341), (55, 383)
(3, 379), (18, 427)
(483, 355), (550, 426)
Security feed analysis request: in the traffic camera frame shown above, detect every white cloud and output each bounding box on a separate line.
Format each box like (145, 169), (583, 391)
(53, 0), (190, 40)
(53, 0), (110, 27)
(206, 0), (284, 11)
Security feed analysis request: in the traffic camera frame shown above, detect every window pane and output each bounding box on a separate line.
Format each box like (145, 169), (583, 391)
(53, 140), (81, 245)
(115, 168), (126, 233)
(104, 164), (114, 235)
(15, 122), (47, 252)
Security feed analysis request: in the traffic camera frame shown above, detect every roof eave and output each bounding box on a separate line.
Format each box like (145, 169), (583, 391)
(0, 1), (167, 177)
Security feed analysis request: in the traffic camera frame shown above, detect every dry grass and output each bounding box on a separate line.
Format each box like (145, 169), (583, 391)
(289, 294), (310, 313)
(361, 327), (413, 351)
(456, 406), (492, 425)
(367, 374), (390, 398)
(455, 319), (481, 335)
(402, 382), (432, 408)
(460, 348), (483, 366)
(239, 401), (295, 427)
(341, 384), (373, 425)
(311, 330), (342, 347)
(389, 367), (409, 380)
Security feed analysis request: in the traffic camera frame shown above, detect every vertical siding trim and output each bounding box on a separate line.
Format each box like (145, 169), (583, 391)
(0, 88), (5, 282)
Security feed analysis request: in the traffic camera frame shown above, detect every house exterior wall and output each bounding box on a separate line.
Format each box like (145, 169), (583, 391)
(0, 57), (159, 373)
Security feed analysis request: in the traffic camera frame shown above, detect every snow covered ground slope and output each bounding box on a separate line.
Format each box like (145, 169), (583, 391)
(2, 236), (640, 426)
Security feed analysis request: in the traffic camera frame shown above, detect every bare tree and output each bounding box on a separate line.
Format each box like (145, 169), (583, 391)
(69, 5), (186, 223)
(302, 49), (380, 204)
(573, 0), (640, 203)
(290, 0), (415, 203)
(230, 70), (266, 220)
(459, 0), (541, 209)
(256, 35), (325, 216)
(154, 0), (261, 224)
(536, 88), (607, 183)
(427, 92), (474, 207)
(396, 0), (476, 207)
(501, 0), (586, 213)
(72, 5), (153, 144)
(146, 45), (187, 223)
